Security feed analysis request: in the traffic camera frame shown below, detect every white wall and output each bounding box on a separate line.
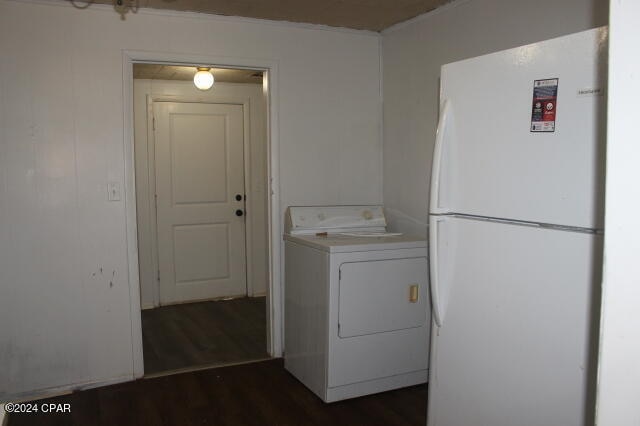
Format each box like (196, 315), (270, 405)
(0, 0), (381, 400)
(381, 0), (608, 235)
(134, 80), (269, 309)
(596, 0), (640, 424)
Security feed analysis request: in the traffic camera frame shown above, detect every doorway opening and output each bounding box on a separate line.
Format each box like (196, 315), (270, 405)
(131, 63), (271, 376)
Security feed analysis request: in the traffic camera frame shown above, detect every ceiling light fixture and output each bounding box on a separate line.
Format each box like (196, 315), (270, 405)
(193, 67), (215, 91)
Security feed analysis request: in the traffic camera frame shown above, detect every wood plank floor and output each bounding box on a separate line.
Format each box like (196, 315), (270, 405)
(142, 297), (268, 375)
(7, 359), (427, 426)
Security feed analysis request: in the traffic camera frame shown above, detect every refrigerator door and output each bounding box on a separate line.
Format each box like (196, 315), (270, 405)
(427, 216), (602, 426)
(431, 28), (607, 229)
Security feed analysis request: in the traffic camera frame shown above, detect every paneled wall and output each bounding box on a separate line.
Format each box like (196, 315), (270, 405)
(0, 0), (381, 400)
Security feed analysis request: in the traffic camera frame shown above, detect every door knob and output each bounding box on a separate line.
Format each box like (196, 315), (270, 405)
(235, 209), (244, 217)
(235, 194), (243, 201)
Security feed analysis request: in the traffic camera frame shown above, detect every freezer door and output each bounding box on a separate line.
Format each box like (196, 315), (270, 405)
(427, 216), (602, 426)
(433, 28), (607, 229)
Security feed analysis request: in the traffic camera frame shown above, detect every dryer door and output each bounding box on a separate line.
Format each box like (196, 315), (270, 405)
(338, 257), (428, 338)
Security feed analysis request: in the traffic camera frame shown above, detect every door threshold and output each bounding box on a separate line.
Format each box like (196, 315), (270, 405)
(146, 293), (261, 310)
(143, 356), (274, 379)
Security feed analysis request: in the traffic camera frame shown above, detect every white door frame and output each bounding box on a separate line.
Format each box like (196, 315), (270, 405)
(122, 50), (282, 378)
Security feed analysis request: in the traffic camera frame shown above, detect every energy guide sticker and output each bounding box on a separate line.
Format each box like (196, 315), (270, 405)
(530, 78), (558, 132)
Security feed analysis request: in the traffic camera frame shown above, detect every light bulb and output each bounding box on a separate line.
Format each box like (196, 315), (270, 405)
(193, 68), (214, 90)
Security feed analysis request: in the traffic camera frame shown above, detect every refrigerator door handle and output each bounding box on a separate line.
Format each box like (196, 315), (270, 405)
(429, 215), (445, 327)
(430, 99), (451, 214)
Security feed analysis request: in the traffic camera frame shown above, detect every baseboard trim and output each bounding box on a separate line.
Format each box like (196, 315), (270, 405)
(2, 374), (134, 404)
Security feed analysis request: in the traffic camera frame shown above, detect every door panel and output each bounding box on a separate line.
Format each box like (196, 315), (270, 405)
(427, 216), (602, 426)
(173, 224), (230, 282)
(171, 113), (228, 204)
(338, 258), (428, 338)
(155, 102), (246, 305)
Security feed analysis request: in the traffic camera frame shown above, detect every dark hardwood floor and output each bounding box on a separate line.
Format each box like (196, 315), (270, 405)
(7, 359), (428, 426)
(142, 297), (268, 374)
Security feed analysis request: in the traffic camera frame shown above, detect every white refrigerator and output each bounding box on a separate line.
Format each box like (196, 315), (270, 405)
(427, 28), (607, 426)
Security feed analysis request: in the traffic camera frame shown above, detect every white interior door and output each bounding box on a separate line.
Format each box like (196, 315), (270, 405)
(154, 102), (247, 305)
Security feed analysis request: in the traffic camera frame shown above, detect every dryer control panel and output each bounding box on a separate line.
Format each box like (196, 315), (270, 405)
(286, 205), (386, 235)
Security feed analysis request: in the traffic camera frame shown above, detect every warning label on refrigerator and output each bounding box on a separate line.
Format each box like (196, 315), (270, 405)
(530, 78), (558, 132)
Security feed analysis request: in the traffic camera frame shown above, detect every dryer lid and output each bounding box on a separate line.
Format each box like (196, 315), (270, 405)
(285, 205), (387, 235)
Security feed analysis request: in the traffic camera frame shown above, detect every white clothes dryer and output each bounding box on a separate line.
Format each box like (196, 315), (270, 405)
(283, 205), (430, 402)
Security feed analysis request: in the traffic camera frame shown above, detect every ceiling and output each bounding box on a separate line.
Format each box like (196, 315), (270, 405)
(73, 0), (453, 31)
(133, 64), (263, 84)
